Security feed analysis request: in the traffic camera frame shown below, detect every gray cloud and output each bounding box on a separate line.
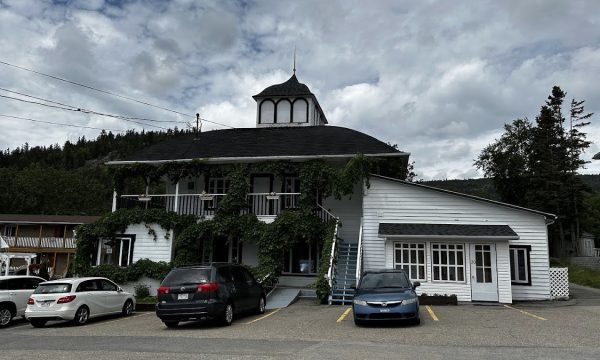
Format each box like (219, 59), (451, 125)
(1, 0), (599, 179)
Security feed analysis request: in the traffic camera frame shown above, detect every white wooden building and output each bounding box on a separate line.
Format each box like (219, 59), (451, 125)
(362, 175), (555, 303)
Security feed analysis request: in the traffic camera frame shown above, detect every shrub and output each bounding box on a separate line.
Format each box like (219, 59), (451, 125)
(134, 284), (151, 298)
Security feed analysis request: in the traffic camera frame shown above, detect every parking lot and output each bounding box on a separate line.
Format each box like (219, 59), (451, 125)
(3, 295), (600, 359)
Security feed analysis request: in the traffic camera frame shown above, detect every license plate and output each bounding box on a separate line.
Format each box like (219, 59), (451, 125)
(379, 308), (391, 313)
(177, 293), (189, 300)
(40, 302), (51, 307)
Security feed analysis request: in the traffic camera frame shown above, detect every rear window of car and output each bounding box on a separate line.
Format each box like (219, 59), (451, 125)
(34, 283), (72, 294)
(359, 272), (411, 289)
(161, 268), (211, 286)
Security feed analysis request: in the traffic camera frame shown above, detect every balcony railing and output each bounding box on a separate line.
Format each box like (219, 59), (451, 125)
(2, 236), (75, 249)
(117, 193), (301, 218)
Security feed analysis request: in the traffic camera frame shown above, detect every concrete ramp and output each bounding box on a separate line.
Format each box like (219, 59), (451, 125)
(266, 288), (300, 310)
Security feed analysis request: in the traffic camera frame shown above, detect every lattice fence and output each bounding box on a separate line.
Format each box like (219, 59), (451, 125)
(549, 267), (569, 300)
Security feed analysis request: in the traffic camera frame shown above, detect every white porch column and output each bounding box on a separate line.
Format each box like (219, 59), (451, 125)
(112, 189), (118, 212)
(25, 256), (31, 276)
(173, 181), (180, 213)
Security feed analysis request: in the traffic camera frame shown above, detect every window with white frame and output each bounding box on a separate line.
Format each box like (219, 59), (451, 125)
(431, 243), (465, 282)
(393, 242), (426, 280)
(509, 246), (530, 285)
(97, 238), (134, 267)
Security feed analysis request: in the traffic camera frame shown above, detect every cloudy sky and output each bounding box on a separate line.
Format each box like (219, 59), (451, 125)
(1, 0), (599, 180)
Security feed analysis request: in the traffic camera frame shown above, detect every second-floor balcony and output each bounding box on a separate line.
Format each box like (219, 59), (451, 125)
(116, 192), (302, 219)
(2, 236), (76, 250)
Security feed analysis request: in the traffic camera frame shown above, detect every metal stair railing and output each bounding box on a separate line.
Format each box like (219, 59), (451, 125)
(356, 218), (363, 283)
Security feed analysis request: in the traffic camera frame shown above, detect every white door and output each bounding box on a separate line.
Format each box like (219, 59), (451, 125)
(252, 176), (272, 215)
(470, 244), (499, 302)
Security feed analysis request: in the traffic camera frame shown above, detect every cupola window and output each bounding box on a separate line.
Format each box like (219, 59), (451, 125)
(276, 99), (291, 123)
(292, 98), (308, 123)
(259, 100), (275, 124)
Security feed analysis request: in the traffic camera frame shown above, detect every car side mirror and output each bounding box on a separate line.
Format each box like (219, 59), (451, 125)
(412, 281), (421, 289)
(117, 287), (123, 292)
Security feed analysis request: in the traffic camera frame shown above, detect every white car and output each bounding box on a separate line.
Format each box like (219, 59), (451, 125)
(25, 277), (135, 327)
(0, 275), (46, 327)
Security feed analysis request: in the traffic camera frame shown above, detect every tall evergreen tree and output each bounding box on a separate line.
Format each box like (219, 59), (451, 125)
(476, 86), (592, 256)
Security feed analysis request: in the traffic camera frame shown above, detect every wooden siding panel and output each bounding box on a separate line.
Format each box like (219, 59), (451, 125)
(363, 178), (551, 301)
(125, 224), (172, 263)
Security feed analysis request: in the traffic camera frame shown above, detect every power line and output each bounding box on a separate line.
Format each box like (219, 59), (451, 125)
(0, 88), (189, 124)
(0, 94), (168, 130)
(0, 59), (236, 129)
(0, 114), (127, 133)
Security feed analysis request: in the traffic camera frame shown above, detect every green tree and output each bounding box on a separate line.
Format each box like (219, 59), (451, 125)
(475, 86), (592, 256)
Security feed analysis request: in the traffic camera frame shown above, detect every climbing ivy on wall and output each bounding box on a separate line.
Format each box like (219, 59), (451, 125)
(77, 154), (405, 292)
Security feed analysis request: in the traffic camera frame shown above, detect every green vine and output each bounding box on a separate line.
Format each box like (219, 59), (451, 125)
(78, 154), (398, 297)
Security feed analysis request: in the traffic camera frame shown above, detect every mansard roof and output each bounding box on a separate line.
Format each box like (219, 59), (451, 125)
(253, 74), (313, 98)
(110, 126), (407, 164)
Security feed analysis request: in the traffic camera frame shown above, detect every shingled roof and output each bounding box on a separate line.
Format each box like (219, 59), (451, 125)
(110, 126), (407, 163)
(378, 223), (519, 239)
(253, 74), (313, 98)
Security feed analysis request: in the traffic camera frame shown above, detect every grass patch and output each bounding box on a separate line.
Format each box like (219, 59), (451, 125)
(135, 296), (157, 304)
(551, 258), (600, 289)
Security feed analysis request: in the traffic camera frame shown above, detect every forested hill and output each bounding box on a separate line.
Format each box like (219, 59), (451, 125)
(0, 129), (192, 215)
(1, 128), (599, 215)
(423, 175), (600, 198)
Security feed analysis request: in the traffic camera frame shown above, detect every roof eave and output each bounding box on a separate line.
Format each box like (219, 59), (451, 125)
(380, 234), (519, 241)
(107, 152), (410, 166)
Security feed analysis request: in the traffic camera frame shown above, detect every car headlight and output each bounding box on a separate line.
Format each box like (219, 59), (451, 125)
(353, 299), (367, 306)
(402, 298), (417, 305)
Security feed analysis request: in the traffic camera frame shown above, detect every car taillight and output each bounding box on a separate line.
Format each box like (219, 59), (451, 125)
(196, 283), (219, 293)
(27, 298), (34, 305)
(157, 286), (170, 295)
(57, 295), (76, 304)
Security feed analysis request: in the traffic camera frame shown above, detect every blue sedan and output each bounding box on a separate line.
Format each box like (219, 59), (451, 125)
(352, 269), (421, 325)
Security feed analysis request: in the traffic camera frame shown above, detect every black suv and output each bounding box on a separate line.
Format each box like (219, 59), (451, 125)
(155, 263), (266, 328)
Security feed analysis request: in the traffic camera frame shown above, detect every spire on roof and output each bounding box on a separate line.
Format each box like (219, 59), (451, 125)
(293, 45), (296, 75)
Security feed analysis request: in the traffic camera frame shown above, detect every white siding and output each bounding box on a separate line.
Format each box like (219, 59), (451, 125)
(123, 224), (172, 263)
(323, 182), (363, 244)
(363, 178), (551, 302)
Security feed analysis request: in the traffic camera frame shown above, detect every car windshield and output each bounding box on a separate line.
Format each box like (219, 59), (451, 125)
(359, 272), (410, 289)
(34, 283), (72, 294)
(162, 269), (211, 286)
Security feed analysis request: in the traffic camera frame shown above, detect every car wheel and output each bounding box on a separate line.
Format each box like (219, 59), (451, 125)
(412, 317), (421, 326)
(30, 319), (47, 328)
(255, 296), (266, 315)
(72, 306), (90, 326)
(353, 317), (363, 326)
(122, 300), (134, 317)
(0, 305), (13, 328)
(221, 303), (234, 326)
(163, 321), (179, 328)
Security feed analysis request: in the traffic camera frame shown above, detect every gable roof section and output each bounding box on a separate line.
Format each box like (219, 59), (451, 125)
(370, 174), (557, 221)
(379, 223), (519, 240)
(0, 214), (100, 224)
(109, 126), (408, 164)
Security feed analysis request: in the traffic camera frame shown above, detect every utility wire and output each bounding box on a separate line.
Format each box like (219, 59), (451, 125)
(0, 94), (168, 130)
(0, 87), (189, 124)
(0, 60), (236, 129)
(0, 114), (126, 133)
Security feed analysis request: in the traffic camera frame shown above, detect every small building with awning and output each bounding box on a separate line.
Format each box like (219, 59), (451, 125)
(362, 175), (556, 303)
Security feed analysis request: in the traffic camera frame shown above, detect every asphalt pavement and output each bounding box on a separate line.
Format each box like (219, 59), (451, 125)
(1, 294), (600, 359)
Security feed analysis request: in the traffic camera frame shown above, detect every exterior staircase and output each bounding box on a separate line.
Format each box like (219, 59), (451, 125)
(329, 242), (358, 305)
